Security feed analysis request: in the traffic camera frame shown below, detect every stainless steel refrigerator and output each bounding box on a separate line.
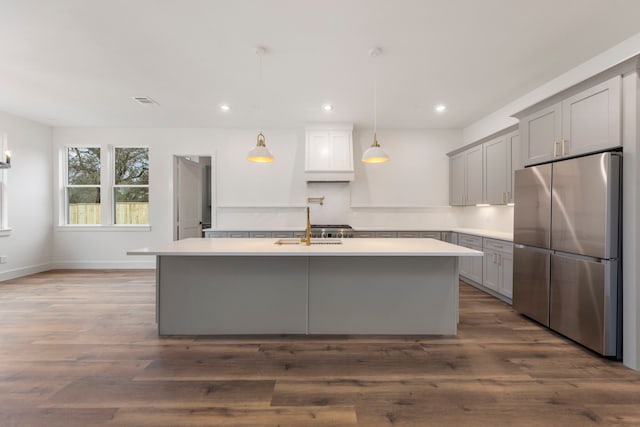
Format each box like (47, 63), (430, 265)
(513, 151), (621, 358)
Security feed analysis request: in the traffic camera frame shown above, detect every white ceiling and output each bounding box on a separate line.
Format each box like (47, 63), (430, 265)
(1, 0), (640, 129)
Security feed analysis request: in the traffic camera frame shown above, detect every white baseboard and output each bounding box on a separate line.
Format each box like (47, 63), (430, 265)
(0, 263), (52, 282)
(51, 260), (156, 269)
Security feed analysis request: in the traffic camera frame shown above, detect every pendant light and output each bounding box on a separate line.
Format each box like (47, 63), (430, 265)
(247, 47), (275, 163)
(362, 47), (390, 164)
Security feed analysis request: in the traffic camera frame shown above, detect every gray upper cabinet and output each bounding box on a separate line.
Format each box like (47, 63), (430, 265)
(483, 135), (509, 205)
(483, 130), (520, 205)
(507, 130), (520, 204)
(466, 145), (483, 205)
(449, 145), (483, 206)
(561, 76), (621, 157)
(521, 75), (621, 166)
(450, 152), (466, 206)
(521, 103), (562, 166)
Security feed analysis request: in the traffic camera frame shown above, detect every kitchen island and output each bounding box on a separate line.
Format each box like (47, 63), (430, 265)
(128, 238), (482, 336)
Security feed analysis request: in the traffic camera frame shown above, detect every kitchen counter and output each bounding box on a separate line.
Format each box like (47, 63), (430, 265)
(128, 237), (483, 257)
(128, 238), (481, 336)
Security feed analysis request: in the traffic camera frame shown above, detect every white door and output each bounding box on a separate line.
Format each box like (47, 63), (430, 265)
(176, 157), (202, 240)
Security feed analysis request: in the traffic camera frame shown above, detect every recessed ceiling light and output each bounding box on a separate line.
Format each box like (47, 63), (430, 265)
(435, 104), (447, 113)
(323, 104), (334, 112)
(219, 104), (231, 112)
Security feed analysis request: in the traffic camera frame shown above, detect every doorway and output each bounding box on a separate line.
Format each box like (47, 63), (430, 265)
(173, 155), (212, 240)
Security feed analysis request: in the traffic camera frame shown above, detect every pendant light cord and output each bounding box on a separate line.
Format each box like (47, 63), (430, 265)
(257, 49), (263, 134)
(373, 53), (377, 135)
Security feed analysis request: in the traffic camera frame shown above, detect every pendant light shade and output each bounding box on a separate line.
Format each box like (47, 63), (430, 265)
(362, 133), (389, 163)
(247, 132), (274, 163)
(248, 47), (275, 163)
(362, 47), (389, 164)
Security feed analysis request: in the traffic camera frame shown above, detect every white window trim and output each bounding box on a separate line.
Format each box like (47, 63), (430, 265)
(63, 145), (102, 226)
(0, 132), (10, 236)
(59, 145), (151, 230)
(111, 145), (150, 226)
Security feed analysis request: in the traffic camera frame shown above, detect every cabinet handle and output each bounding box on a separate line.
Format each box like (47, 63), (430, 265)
(493, 253), (498, 263)
(561, 139), (567, 156)
(553, 141), (559, 157)
(498, 254), (502, 266)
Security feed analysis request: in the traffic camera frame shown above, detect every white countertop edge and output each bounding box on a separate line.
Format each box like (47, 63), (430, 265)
(128, 238), (484, 257)
(128, 250), (484, 257)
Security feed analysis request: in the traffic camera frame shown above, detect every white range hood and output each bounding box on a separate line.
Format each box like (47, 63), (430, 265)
(304, 124), (354, 182)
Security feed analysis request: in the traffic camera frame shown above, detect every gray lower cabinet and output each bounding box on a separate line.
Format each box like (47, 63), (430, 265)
(442, 231), (458, 244)
(229, 232), (250, 238)
(483, 238), (514, 300)
(396, 231), (441, 239)
(357, 231), (443, 239)
(354, 231), (375, 238)
(205, 231), (296, 238)
(249, 231), (272, 238)
(375, 231), (397, 238)
(273, 231), (294, 238)
(205, 231), (229, 238)
(458, 234), (483, 284)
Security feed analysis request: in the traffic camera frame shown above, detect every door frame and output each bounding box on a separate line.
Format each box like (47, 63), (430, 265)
(172, 154), (215, 241)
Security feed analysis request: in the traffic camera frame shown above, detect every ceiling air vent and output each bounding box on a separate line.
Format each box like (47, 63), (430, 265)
(132, 96), (158, 105)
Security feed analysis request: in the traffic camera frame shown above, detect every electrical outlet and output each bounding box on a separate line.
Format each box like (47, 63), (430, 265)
(0, 256), (7, 264)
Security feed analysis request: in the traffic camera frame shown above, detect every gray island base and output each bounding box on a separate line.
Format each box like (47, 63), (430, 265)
(128, 238), (483, 336)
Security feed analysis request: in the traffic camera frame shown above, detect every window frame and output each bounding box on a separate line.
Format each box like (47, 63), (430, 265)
(0, 132), (10, 236)
(64, 146), (102, 226)
(58, 144), (151, 231)
(111, 146), (150, 226)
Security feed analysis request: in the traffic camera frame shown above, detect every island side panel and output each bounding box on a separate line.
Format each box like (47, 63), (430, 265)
(157, 256), (308, 335)
(308, 256), (458, 335)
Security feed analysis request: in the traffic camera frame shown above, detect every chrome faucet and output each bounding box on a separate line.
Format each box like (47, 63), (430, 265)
(300, 206), (311, 246)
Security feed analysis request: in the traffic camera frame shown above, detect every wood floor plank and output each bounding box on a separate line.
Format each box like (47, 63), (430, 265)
(1, 269), (640, 426)
(43, 378), (276, 409)
(110, 406), (358, 426)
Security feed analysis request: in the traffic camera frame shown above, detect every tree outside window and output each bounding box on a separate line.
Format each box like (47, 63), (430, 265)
(67, 147), (101, 224)
(114, 147), (149, 224)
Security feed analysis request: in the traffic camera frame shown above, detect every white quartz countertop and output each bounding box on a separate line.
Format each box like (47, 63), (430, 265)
(128, 238), (484, 257)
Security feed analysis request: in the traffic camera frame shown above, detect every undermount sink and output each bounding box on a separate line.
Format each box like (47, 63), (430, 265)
(274, 238), (343, 246)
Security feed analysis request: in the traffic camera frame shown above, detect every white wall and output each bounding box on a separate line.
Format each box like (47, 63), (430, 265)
(621, 72), (640, 370)
(454, 205), (514, 233)
(51, 127), (462, 267)
(463, 32), (640, 145)
(0, 111), (52, 280)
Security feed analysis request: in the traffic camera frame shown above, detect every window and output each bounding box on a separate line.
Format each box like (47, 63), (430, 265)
(0, 132), (8, 233)
(62, 146), (149, 227)
(66, 147), (101, 225)
(113, 147), (149, 224)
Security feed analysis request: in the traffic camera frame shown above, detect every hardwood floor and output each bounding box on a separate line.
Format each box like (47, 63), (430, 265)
(1, 270), (639, 426)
